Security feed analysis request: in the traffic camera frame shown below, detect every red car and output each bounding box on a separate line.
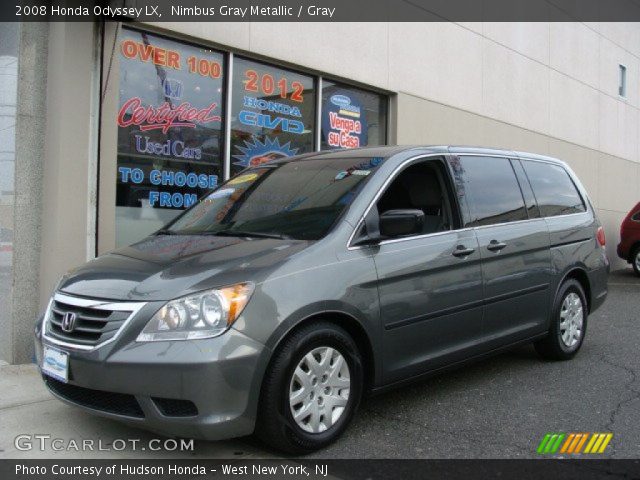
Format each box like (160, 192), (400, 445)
(617, 201), (640, 276)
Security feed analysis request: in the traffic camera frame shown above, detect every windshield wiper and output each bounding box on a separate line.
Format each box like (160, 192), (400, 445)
(155, 229), (176, 235)
(211, 230), (291, 240)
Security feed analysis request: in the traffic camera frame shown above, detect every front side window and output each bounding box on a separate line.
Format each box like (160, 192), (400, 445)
(230, 58), (315, 176)
(115, 29), (225, 246)
(167, 157), (383, 240)
(456, 156), (528, 227)
(522, 161), (586, 217)
(375, 160), (454, 235)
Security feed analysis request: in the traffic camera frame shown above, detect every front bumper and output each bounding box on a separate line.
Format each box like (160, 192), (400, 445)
(35, 319), (270, 441)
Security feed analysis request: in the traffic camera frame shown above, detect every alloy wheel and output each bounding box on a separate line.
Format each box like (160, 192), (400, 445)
(289, 346), (351, 433)
(559, 292), (584, 348)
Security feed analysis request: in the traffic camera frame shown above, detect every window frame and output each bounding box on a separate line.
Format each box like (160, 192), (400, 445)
(619, 64), (627, 98)
(319, 79), (389, 151)
(454, 154), (530, 228)
(511, 158), (542, 220)
(520, 158), (588, 219)
(228, 54), (318, 175)
(347, 154), (463, 249)
(447, 154), (589, 231)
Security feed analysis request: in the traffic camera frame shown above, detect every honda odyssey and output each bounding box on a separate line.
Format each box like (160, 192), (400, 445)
(35, 146), (609, 453)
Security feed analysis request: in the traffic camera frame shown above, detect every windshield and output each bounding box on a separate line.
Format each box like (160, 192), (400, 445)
(163, 157), (384, 240)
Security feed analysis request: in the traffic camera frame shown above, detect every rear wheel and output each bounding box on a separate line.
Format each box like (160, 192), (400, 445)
(632, 246), (640, 277)
(535, 279), (587, 361)
(255, 322), (363, 454)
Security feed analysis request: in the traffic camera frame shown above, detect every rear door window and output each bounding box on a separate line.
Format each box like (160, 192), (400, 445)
(456, 156), (527, 227)
(522, 161), (586, 217)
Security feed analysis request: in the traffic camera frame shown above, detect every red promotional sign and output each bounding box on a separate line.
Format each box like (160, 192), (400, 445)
(117, 97), (221, 134)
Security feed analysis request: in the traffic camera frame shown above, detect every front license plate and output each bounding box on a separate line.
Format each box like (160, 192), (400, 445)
(42, 345), (69, 383)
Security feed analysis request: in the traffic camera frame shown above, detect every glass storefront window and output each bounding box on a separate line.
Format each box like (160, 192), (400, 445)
(115, 29), (225, 246)
(321, 81), (387, 150)
(230, 57), (315, 176)
(111, 28), (389, 248)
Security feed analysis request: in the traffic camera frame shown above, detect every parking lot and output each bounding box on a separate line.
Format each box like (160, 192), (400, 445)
(1, 269), (638, 459)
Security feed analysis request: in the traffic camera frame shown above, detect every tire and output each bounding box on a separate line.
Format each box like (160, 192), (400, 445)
(632, 246), (640, 277)
(535, 279), (588, 361)
(255, 322), (363, 454)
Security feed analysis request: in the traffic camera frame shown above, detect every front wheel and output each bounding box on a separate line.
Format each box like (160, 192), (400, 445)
(535, 279), (588, 361)
(255, 322), (363, 454)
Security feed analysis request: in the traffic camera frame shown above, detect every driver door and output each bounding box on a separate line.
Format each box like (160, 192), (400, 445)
(371, 158), (485, 383)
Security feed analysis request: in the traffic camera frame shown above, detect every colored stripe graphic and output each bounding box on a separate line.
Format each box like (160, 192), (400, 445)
(584, 433), (598, 453)
(537, 433), (565, 454)
(538, 433), (612, 454)
(597, 433), (613, 453)
(573, 433), (589, 453)
(560, 433), (576, 453)
(550, 434), (565, 453)
(537, 433), (552, 454)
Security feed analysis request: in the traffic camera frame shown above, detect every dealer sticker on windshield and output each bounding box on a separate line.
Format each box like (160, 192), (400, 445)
(42, 345), (69, 383)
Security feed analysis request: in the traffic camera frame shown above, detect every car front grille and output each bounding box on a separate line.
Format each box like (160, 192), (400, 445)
(43, 293), (146, 350)
(44, 376), (145, 418)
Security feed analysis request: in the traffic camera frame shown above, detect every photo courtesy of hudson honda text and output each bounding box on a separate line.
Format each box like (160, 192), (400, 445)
(15, 464), (328, 477)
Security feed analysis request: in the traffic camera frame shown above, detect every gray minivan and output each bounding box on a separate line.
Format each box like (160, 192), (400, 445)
(35, 146), (609, 453)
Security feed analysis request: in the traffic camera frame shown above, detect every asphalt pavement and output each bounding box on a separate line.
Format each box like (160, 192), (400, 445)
(1, 269), (638, 459)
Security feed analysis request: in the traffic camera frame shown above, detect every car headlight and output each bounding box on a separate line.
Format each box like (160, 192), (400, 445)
(136, 282), (254, 342)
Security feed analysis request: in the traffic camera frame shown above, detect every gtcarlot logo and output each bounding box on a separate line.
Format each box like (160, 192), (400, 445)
(14, 434), (194, 452)
(537, 432), (613, 454)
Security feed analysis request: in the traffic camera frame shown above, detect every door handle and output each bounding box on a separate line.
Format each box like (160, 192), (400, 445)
(452, 245), (475, 257)
(487, 240), (507, 252)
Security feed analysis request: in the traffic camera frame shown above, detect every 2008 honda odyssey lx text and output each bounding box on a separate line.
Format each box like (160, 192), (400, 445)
(35, 146), (609, 453)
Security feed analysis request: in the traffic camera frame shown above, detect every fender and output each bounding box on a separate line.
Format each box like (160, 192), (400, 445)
(262, 300), (380, 387)
(551, 263), (591, 317)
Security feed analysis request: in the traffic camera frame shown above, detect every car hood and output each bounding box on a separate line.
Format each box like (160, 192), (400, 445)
(58, 234), (312, 301)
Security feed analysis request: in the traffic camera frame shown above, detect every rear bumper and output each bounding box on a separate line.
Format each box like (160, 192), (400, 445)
(35, 323), (270, 441)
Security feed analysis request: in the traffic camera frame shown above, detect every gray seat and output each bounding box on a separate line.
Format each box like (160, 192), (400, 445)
(405, 172), (444, 234)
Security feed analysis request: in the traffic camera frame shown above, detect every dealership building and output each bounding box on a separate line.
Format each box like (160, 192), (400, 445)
(1, 20), (639, 363)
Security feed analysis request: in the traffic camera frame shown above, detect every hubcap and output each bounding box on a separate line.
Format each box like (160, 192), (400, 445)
(289, 346), (350, 433)
(635, 251), (640, 271)
(559, 292), (584, 348)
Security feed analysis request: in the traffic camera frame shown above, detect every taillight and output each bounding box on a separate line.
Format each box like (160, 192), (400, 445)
(596, 226), (606, 247)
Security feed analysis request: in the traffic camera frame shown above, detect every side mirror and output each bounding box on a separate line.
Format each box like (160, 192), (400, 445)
(379, 209), (425, 237)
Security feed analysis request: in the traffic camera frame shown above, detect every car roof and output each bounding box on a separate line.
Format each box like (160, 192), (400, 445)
(270, 145), (565, 166)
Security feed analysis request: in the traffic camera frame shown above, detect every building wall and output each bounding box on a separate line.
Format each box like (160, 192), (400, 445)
(39, 22), (97, 314)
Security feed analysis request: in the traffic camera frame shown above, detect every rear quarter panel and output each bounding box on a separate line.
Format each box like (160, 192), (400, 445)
(545, 213), (607, 315)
